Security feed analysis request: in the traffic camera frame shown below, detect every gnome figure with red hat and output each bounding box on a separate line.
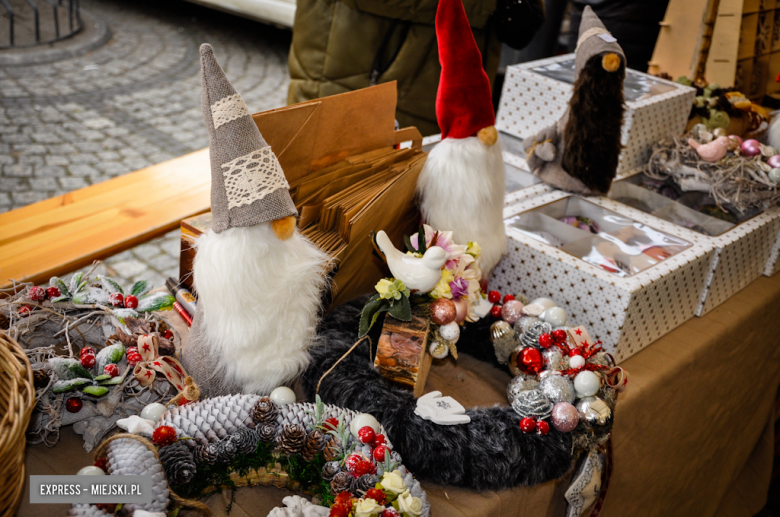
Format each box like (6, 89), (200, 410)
(416, 0), (507, 276)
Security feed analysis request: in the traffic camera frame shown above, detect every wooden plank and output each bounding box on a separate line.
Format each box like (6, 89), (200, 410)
(374, 313), (432, 398)
(0, 149), (211, 288)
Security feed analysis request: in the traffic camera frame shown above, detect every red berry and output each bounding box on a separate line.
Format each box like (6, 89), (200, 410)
(93, 457), (109, 471)
(163, 330), (174, 340)
(28, 286), (45, 302)
(127, 353), (142, 367)
(65, 397), (83, 413)
(552, 329), (568, 343)
(80, 346), (95, 357)
(537, 420), (550, 436)
(345, 453), (362, 472)
(46, 286), (61, 299)
(104, 364), (120, 378)
(124, 295), (139, 309)
(503, 294), (515, 304)
(490, 305), (503, 318)
(538, 333), (554, 349)
(358, 426), (375, 444)
(519, 417), (536, 433)
(323, 417), (339, 431)
(126, 346), (138, 355)
(569, 348), (583, 357)
(487, 290), (501, 304)
(373, 433), (386, 447)
(109, 292), (124, 307)
(381, 510), (400, 517)
(80, 354), (96, 369)
(373, 444), (388, 462)
(18, 305), (33, 317)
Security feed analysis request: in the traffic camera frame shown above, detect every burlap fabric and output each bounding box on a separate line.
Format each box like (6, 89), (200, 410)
(200, 43), (297, 234)
(574, 6), (624, 78)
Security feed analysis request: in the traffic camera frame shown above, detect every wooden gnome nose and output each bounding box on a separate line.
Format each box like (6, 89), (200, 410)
(602, 53), (621, 72)
(271, 216), (297, 240)
(478, 126), (498, 146)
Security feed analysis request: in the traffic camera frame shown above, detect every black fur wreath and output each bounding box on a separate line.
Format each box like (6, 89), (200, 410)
(302, 296), (574, 491)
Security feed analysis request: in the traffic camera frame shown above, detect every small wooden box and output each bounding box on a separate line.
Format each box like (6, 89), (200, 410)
(374, 313), (432, 398)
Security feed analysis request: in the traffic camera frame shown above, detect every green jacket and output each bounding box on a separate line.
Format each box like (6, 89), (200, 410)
(287, 0), (501, 136)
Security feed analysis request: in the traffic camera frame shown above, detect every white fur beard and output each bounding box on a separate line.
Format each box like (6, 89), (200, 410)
(417, 136), (507, 273)
(193, 223), (330, 395)
(767, 115), (780, 151)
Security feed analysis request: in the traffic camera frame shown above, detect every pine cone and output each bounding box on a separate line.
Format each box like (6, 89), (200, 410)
(230, 427), (258, 455)
(355, 474), (379, 495)
(159, 441), (196, 486)
(115, 328), (136, 348)
(157, 337), (175, 357)
(323, 436), (341, 462)
(33, 369), (50, 389)
(520, 321), (552, 349)
(329, 471), (354, 496)
(252, 397), (279, 426)
(301, 429), (327, 462)
(0, 313), (10, 330)
(159, 394), (259, 447)
(105, 437), (169, 513)
(193, 443), (218, 465)
(257, 423), (277, 443)
(277, 424), (306, 455)
(321, 461), (341, 482)
(216, 437), (238, 463)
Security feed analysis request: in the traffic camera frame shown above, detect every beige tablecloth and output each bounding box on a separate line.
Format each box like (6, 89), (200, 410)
(17, 273), (780, 517)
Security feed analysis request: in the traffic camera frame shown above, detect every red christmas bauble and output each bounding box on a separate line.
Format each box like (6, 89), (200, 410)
(152, 425), (178, 447)
(516, 347), (544, 375)
(487, 290), (501, 304)
(519, 417), (536, 433)
(109, 292), (124, 307)
(80, 354), (96, 369)
(373, 433), (386, 447)
(18, 305), (33, 317)
(358, 426), (375, 444)
(538, 333), (554, 349)
(163, 330), (174, 340)
(65, 397), (83, 413)
(104, 364), (120, 378)
(551, 329), (568, 343)
(502, 294), (515, 304)
(28, 286), (45, 302)
(373, 444), (388, 462)
(490, 305), (503, 318)
(46, 286), (61, 299)
(537, 420), (550, 436)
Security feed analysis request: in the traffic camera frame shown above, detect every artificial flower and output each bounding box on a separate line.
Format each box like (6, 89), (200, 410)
(329, 503), (351, 517)
(365, 488), (388, 505)
(379, 470), (408, 496)
(375, 278), (409, 301)
(353, 497), (385, 517)
(465, 241), (481, 259)
(429, 269), (454, 300)
(449, 277), (469, 299)
(396, 490), (423, 517)
(410, 225), (465, 270)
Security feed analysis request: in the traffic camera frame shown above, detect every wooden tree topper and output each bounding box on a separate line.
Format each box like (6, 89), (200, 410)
(374, 312), (432, 398)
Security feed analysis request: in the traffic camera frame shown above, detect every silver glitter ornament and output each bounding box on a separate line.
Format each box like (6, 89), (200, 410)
(538, 373), (576, 404)
(542, 348), (564, 371)
(511, 389), (553, 420)
(576, 396), (613, 430)
(506, 374), (539, 404)
(491, 321), (517, 364)
(520, 321), (552, 349)
(514, 316), (540, 336)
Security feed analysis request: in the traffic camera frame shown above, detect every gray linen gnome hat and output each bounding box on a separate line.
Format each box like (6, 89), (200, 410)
(200, 44), (297, 234)
(574, 6), (625, 78)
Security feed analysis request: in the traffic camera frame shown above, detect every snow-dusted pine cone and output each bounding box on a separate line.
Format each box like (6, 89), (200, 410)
(511, 389), (553, 420)
(159, 441), (196, 486)
(277, 424), (306, 455)
(105, 437), (169, 514)
(216, 437), (238, 463)
(193, 442), (219, 465)
(159, 394), (259, 447)
(321, 461), (341, 482)
(252, 397), (279, 426)
(520, 321), (552, 349)
(257, 423), (277, 443)
(230, 427), (258, 455)
(330, 471), (354, 496)
(355, 474), (379, 494)
(276, 402), (358, 430)
(301, 429), (327, 462)
(67, 504), (111, 517)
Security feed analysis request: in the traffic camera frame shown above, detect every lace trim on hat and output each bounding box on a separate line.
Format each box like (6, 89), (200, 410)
(211, 93), (250, 130)
(221, 146), (290, 210)
(576, 27), (610, 51)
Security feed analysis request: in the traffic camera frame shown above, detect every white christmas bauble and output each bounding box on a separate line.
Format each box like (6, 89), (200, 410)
(530, 297), (557, 311)
(429, 340), (450, 359)
(541, 307), (567, 327)
(77, 466), (106, 476)
(140, 402), (168, 423)
(350, 413), (380, 439)
(569, 355), (586, 369)
(574, 371), (601, 398)
(438, 321), (460, 343)
(270, 386), (297, 406)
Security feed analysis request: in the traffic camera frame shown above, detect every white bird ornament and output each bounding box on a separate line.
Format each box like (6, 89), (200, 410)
(374, 230), (449, 292)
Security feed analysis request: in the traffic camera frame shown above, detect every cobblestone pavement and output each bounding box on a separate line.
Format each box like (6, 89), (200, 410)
(2, 0), (291, 286)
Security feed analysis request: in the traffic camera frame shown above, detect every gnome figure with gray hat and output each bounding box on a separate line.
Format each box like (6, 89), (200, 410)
(524, 6), (626, 195)
(182, 44), (330, 398)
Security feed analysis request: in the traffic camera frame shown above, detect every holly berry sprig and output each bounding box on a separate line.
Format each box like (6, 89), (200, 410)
(487, 290), (515, 318)
(519, 416), (550, 435)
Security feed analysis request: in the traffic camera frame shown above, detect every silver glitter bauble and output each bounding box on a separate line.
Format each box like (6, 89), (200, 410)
(511, 389), (553, 420)
(576, 396), (613, 430)
(514, 316), (540, 336)
(491, 321), (517, 364)
(520, 321), (552, 349)
(506, 374), (539, 404)
(538, 373), (576, 404)
(542, 348), (565, 371)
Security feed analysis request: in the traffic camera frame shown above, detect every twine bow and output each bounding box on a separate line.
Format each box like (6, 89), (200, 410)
(525, 138), (552, 161)
(133, 334), (188, 392)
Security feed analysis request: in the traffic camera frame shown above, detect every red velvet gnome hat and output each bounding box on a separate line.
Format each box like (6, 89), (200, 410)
(435, 0), (495, 140)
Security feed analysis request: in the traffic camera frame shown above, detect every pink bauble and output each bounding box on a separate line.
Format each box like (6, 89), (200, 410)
(741, 139), (761, 157)
(501, 300), (525, 325)
(551, 402), (579, 432)
(453, 297), (469, 323)
(728, 135), (742, 146)
(767, 155), (780, 168)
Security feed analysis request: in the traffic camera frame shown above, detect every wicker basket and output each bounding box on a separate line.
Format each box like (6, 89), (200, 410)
(0, 331), (35, 517)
